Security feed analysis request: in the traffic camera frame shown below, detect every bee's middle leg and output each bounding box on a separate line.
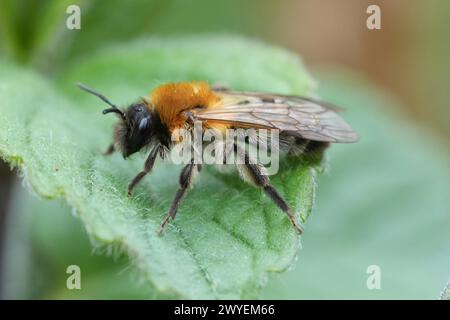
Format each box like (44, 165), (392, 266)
(128, 145), (161, 196)
(159, 161), (198, 235)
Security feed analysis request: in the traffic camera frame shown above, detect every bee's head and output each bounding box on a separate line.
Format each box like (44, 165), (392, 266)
(77, 83), (154, 158)
(113, 102), (153, 158)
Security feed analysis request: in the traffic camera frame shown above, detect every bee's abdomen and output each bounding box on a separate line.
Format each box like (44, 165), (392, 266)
(282, 136), (330, 156)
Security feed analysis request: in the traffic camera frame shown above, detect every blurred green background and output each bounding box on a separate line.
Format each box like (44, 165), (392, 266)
(0, 0), (449, 299)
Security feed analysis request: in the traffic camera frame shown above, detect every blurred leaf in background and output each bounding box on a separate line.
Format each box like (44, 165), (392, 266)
(0, 0), (276, 74)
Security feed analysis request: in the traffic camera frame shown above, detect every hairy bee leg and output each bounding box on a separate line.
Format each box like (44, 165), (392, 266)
(159, 162), (197, 235)
(127, 145), (160, 196)
(244, 162), (304, 234)
(103, 143), (115, 156)
(235, 144), (304, 234)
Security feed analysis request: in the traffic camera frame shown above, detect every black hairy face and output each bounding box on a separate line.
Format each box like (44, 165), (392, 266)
(114, 102), (153, 158)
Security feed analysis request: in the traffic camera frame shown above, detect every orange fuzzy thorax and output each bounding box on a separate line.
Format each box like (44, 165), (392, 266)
(150, 81), (221, 131)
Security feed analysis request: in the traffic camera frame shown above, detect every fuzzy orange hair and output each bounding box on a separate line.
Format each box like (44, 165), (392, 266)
(149, 81), (221, 131)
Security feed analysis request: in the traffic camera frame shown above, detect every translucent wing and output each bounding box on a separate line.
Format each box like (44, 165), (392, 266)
(195, 91), (358, 143)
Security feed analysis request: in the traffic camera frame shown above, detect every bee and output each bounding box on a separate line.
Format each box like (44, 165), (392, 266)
(77, 81), (358, 235)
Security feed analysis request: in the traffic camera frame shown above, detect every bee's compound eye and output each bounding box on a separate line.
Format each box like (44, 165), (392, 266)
(139, 117), (149, 130)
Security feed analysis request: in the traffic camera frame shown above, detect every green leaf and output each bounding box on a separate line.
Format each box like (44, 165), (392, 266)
(262, 69), (450, 299)
(2, 185), (154, 299)
(0, 36), (320, 299)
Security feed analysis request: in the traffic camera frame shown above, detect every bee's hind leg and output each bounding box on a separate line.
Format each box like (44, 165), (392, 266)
(235, 144), (304, 235)
(158, 161), (198, 235)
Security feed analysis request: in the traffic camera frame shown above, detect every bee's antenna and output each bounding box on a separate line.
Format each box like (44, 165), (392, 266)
(76, 82), (126, 120)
